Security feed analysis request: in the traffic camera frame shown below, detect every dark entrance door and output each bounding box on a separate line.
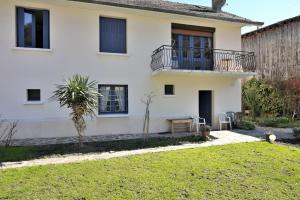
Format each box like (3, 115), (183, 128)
(199, 91), (212, 125)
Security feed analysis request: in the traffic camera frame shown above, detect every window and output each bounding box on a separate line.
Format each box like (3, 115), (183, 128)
(98, 85), (128, 115)
(164, 85), (175, 95)
(27, 89), (41, 101)
(16, 7), (50, 48)
(100, 17), (126, 53)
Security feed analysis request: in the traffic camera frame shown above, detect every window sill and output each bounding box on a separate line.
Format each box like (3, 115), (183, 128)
(163, 95), (176, 98)
(97, 114), (129, 118)
(97, 52), (130, 57)
(23, 101), (44, 105)
(12, 47), (53, 52)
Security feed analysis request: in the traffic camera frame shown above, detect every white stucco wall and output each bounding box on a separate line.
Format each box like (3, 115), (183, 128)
(0, 0), (244, 139)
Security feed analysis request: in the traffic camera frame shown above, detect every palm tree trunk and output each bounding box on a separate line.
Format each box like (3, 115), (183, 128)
(72, 106), (86, 148)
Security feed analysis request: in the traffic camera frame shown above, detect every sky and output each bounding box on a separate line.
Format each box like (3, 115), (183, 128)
(170, 0), (300, 34)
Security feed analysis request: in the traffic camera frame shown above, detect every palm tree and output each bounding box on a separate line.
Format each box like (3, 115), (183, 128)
(51, 75), (99, 147)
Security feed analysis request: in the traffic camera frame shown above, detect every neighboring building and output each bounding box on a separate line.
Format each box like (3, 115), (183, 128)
(242, 15), (300, 80)
(0, 0), (262, 140)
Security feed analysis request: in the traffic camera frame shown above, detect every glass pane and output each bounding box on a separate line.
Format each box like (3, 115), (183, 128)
(172, 34), (178, 47)
(203, 37), (213, 59)
(183, 35), (189, 58)
(27, 89), (40, 101)
(114, 87), (126, 112)
(24, 12), (33, 47)
(194, 36), (201, 59)
(171, 34), (178, 59)
(35, 11), (44, 48)
(164, 85), (174, 95)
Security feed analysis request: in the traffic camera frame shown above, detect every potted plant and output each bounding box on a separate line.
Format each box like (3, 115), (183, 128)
(200, 125), (211, 140)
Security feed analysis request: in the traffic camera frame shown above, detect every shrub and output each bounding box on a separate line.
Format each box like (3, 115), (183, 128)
(274, 80), (300, 117)
(237, 120), (255, 130)
(242, 87), (260, 120)
(258, 117), (290, 128)
(293, 128), (300, 140)
(242, 78), (283, 118)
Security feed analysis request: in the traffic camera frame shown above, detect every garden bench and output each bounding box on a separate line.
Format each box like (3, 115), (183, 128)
(167, 117), (193, 133)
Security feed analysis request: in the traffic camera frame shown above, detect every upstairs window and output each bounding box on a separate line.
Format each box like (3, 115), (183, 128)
(16, 7), (50, 49)
(98, 85), (128, 115)
(27, 89), (41, 101)
(100, 17), (126, 53)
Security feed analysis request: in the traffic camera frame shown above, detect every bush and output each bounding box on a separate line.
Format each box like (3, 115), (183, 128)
(293, 128), (300, 140)
(275, 80), (300, 116)
(242, 78), (283, 119)
(237, 120), (256, 130)
(258, 117), (290, 128)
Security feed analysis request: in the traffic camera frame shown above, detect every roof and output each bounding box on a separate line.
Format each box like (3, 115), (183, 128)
(69, 0), (263, 26)
(242, 15), (300, 38)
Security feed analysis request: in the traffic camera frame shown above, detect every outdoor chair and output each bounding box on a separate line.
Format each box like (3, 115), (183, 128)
(219, 113), (232, 130)
(226, 111), (236, 128)
(292, 112), (299, 120)
(192, 115), (206, 133)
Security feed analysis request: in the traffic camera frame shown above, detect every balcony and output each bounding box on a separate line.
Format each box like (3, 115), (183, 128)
(151, 45), (256, 77)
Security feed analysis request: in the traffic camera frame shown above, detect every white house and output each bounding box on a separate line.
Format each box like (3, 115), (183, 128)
(0, 0), (263, 141)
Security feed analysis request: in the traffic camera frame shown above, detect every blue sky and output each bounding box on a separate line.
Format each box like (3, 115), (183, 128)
(171, 0), (300, 33)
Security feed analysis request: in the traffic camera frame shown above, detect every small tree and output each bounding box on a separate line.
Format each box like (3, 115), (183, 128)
(141, 92), (155, 141)
(51, 75), (99, 147)
(0, 115), (19, 147)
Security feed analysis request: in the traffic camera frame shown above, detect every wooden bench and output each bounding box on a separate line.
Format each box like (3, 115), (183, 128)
(167, 118), (193, 133)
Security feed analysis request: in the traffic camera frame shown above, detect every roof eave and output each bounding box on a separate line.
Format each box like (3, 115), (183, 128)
(69, 0), (264, 26)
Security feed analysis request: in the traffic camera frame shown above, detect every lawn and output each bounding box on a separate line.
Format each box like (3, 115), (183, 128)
(0, 142), (299, 200)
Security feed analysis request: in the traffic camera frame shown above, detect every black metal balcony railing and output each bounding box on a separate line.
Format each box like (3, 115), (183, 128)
(151, 45), (256, 73)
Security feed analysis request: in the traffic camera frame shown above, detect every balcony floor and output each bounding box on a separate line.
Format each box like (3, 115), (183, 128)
(152, 68), (256, 78)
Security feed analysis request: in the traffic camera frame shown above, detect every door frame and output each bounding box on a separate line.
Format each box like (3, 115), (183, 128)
(198, 90), (213, 126)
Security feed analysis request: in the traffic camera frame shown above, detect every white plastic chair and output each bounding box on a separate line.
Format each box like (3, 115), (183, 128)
(192, 115), (206, 133)
(219, 113), (232, 130)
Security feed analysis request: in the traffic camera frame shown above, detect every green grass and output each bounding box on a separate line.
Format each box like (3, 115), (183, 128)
(1, 142), (299, 200)
(0, 135), (205, 162)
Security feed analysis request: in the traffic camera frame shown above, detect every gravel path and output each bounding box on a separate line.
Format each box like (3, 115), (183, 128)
(1, 131), (261, 169)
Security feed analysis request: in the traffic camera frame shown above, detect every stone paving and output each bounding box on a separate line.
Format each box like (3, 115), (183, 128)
(1, 130), (262, 169)
(235, 126), (295, 140)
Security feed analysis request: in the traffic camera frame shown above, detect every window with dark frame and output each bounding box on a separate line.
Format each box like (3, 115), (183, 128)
(16, 7), (50, 49)
(164, 85), (175, 95)
(27, 89), (41, 101)
(100, 17), (126, 53)
(98, 85), (128, 115)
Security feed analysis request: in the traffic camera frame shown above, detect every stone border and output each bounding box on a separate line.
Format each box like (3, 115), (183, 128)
(1, 132), (196, 146)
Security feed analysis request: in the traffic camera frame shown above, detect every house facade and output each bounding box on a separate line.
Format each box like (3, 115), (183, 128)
(242, 15), (300, 80)
(0, 0), (262, 140)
